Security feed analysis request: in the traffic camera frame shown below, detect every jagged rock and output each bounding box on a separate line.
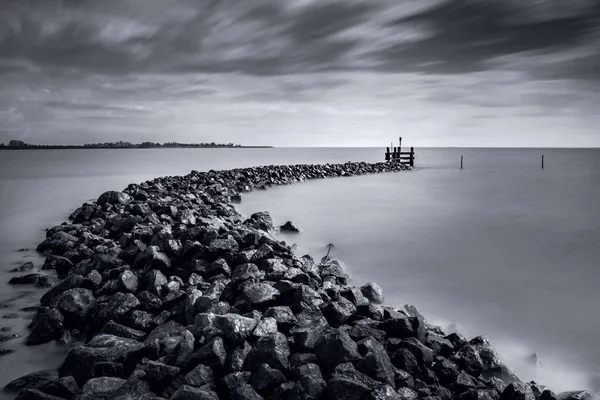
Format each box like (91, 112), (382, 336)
(499, 383), (536, 400)
(232, 263), (263, 284)
(5, 370), (58, 391)
(11, 261), (34, 272)
(230, 383), (264, 400)
(184, 364), (214, 387)
(250, 363), (287, 396)
(391, 349), (421, 377)
(78, 377), (125, 400)
(253, 317), (278, 337)
(396, 387), (419, 400)
(101, 321), (147, 341)
(142, 269), (168, 293)
(188, 336), (227, 367)
(98, 191), (132, 206)
(40, 376), (79, 399)
(37, 231), (79, 255)
(349, 324), (386, 343)
(280, 221), (302, 233)
(37, 275), (61, 288)
(227, 341), (253, 372)
(27, 307), (65, 345)
(452, 344), (485, 377)
(42, 255), (74, 277)
(327, 377), (371, 400)
(94, 362), (124, 378)
(40, 274), (84, 306)
(117, 270), (139, 293)
(9, 273), (45, 285)
(293, 363), (323, 380)
(371, 384), (402, 400)
(433, 357), (460, 387)
(52, 288), (96, 326)
(358, 337), (395, 387)
(264, 306), (297, 330)
(360, 282), (385, 304)
(245, 332), (290, 371)
(314, 328), (361, 371)
(239, 282), (280, 306)
(138, 291), (163, 312)
(290, 313), (329, 350)
(97, 292), (140, 322)
(321, 296), (357, 326)
(396, 337), (434, 367)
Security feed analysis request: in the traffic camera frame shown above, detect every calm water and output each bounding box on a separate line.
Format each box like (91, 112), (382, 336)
(0, 147), (599, 396)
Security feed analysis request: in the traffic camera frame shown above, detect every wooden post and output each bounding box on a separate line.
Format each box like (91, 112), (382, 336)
(461, 155), (463, 169)
(385, 147), (390, 161)
(399, 137), (402, 153)
(409, 147), (414, 167)
(542, 154), (544, 169)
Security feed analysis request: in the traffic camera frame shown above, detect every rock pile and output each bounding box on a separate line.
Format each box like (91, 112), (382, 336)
(3, 162), (590, 400)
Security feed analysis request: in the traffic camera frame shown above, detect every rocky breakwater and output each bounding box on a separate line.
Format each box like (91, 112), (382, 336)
(3, 161), (590, 400)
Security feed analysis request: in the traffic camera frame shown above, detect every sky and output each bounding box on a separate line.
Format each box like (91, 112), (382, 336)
(0, 0), (599, 147)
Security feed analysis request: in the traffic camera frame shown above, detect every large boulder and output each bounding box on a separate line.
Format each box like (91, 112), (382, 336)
(314, 329), (362, 371)
(245, 332), (290, 371)
(27, 307), (65, 345)
(97, 191), (132, 206)
(4, 370), (58, 391)
(360, 282), (385, 304)
(52, 288), (96, 326)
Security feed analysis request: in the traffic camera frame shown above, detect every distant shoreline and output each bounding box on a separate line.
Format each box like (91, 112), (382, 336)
(0, 145), (273, 150)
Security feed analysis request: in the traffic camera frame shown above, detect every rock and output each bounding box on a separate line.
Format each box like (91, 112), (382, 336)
(314, 328), (361, 371)
(97, 191), (132, 206)
(371, 385), (402, 400)
(0, 333), (20, 343)
(9, 273), (45, 285)
(184, 364), (214, 387)
(289, 376), (327, 400)
(232, 263), (263, 284)
(101, 321), (147, 341)
(396, 337), (434, 367)
(280, 221), (302, 233)
(360, 282), (385, 304)
(230, 383), (264, 400)
(37, 275), (61, 288)
(117, 270), (139, 293)
(227, 341), (253, 372)
(245, 332), (290, 371)
(97, 292), (140, 322)
(37, 231), (79, 255)
(15, 389), (65, 400)
(250, 363), (287, 396)
(81, 270), (103, 290)
(540, 390), (559, 400)
(248, 211), (274, 232)
(27, 307), (65, 345)
(79, 377), (125, 399)
(358, 337), (395, 387)
(396, 387), (419, 400)
(293, 363), (323, 380)
(94, 362), (124, 378)
(500, 383), (536, 400)
(290, 314), (329, 350)
(210, 313), (258, 343)
(349, 324), (386, 343)
(40, 274), (85, 306)
(40, 376), (79, 399)
(144, 320), (185, 344)
(327, 377), (371, 400)
(171, 385), (219, 400)
(53, 288), (96, 326)
(239, 282), (280, 306)
(556, 391), (599, 400)
(264, 306), (297, 330)
(5, 370), (58, 391)
(253, 317), (278, 337)
(172, 330), (195, 367)
(208, 235), (239, 254)
(433, 357), (460, 387)
(142, 269), (168, 293)
(189, 336), (227, 367)
(391, 349), (421, 377)
(378, 317), (420, 339)
(59, 335), (144, 384)
(42, 255), (74, 277)
(322, 296), (357, 326)
(452, 344), (485, 377)
(11, 261), (34, 272)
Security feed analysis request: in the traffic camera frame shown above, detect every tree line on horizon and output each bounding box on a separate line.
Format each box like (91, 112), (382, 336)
(0, 140), (244, 149)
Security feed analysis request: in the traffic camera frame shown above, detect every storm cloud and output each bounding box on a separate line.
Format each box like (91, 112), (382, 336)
(0, 0), (599, 146)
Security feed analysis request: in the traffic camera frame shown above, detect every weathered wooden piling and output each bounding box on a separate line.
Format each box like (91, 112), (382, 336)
(461, 155), (464, 169)
(384, 137), (415, 167)
(542, 154), (544, 169)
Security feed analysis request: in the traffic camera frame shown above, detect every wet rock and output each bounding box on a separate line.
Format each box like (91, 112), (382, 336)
(81, 270), (103, 290)
(349, 324), (386, 343)
(40, 376), (79, 399)
(264, 306), (297, 330)
(5, 370), (58, 391)
(378, 316), (420, 339)
(37, 275), (61, 288)
(53, 288), (96, 326)
(142, 269), (168, 293)
(97, 292), (140, 322)
(245, 332), (290, 371)
(253, 317), (278, 337)
(42, 255), (74, 277)
(238, 282), (280, 306)
(0, 333), (20, 343)
(391, 349), (421, 377)
(314, 328), (361, 371)
(40, 274), (84, 306)
(9, 273), (45, 285)
(452, 344), (485, 377)
(396, 337), (434, 367)
(37, 231), (79, 255)
(396, 387), (419, 400)
(11, 261), (34, 272)
(280, 221), (302, 233)
(247, 211), (274, 232)
(27, 307), (65, 345)
(360, 282), (385, 304)
(290, 313), (329, 350)
(15, 389), (64, 400)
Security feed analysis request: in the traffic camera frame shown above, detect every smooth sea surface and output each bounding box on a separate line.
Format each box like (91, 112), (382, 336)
(0, 147), (599, 397)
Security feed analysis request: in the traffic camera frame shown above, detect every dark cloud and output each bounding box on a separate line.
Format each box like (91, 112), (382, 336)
(0, 0), (599, 81)
(378, 0), (600, 76)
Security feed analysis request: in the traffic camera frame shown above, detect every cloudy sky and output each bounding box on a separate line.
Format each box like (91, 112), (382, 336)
(0, 0), (599, 147)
